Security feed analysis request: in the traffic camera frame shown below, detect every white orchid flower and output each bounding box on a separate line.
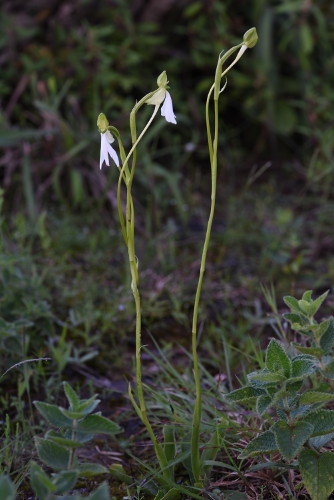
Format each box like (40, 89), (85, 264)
(97, 113), (120, 169)
(146, 71), (177, 125)
(99, 130), (120, 169)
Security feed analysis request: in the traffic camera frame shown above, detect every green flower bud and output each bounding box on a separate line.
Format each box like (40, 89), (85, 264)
(97, 113), (109, 133)
(243, 27), (258, 48)
(157, 71), (168, 88)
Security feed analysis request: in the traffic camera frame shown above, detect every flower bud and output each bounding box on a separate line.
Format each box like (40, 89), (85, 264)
(243, 27), (258, 48)
(157, 71), (168, 88)
(97, 113), (109, 133)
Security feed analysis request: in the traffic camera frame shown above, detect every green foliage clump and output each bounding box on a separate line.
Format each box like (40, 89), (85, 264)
(226, 290), (334, 500)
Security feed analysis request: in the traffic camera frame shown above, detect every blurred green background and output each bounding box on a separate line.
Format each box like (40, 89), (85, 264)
(1, 0), (334, 377)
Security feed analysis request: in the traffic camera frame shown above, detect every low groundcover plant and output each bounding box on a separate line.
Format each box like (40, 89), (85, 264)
(225, 290), (334, 500)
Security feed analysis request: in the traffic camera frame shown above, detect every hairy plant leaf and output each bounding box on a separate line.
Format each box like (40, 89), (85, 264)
(238, 431), (278, 459)
(299, 449), (334, 500)
(53, 470), (78, 494)
(34, 401), (73, 428)
(30, 461), (55, 498)
(302, 290), (313, 302)
(309, 432), (334, 450)
(304, 410), (334, 436)
(63, 382), (80, 410)
(290, 358), (315, 379)
(77, 463), (109, 476)
(87, 482), (111, 500)
(34, 437), (70, 470)
(322, 360), (334, 379)
(299, 392), (334, 405)
(0, 475), (16, 500)
(256, 395), (272, 415)
(266, 339), (291, 376)
(45, 430), (83, 448)
(320, 318), (334, 353)
(225, 386), (266, 403)
(76, 414), (120, 435)
(283, 295), (303, 313)
(271, 420), (314, 460)
(249, 371), (285, 383)
(292, 343), (323, 357)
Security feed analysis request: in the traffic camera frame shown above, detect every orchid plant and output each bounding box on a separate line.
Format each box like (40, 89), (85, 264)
(96, 27), (257, 497)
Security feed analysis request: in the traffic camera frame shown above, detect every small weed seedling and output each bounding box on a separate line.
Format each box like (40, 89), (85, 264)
(30, 381), (120, 499)
(225, 290), (334, 500)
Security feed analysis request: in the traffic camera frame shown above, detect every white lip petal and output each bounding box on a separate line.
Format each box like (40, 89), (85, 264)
(100, 132), (120, 169)
(161, 91), (177, 124)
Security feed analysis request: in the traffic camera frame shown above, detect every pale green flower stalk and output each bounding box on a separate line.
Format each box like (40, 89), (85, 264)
(190, 28), (258, 486)
(97, 72), (176, 481)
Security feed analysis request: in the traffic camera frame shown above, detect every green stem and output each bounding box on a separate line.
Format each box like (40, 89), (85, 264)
(121, 102), (169, 478)
(190, 43), (247, 486)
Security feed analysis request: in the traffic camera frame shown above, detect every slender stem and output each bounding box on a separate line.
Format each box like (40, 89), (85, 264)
(191, 43), (247, 486)
(121, 102), (169, 478)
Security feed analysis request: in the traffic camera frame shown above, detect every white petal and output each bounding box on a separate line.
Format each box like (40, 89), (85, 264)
(99, 132), (119, 168)
(161, 91), (177, 124)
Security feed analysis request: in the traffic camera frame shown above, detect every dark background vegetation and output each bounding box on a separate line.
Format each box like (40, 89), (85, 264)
(1, 0), (334, 494)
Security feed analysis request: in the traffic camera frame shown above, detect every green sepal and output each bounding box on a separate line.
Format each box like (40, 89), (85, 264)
(299, 449), (334, 500)
(238, 431), (278, 458)
(271, 420), (314, 460)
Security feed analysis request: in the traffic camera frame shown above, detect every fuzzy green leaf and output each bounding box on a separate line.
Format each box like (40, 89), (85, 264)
(283, 295), (303, 313)
(78, 463), (109, 477)
(304, 410), (334, 436)
(302, 290), (313, 302)
(63, 382), (80, 410)
(0, 475), (16, 500)
(299, 449), (334, 500)
(290, 358), (315, 379)
(271, 420), (314, 460)
(266, 339), (291, 377)
(309, 433), (334, 450)
(45, 430), (83, 448)
(225, 386), (266, 403)
(320, 318), (334, 353)
(238, 431), (278, 458)
(76, 415), (120, 435)
(34, 401), (73, 428)
(249, 371), (285, 383)
(30, 461), (55, 498)
(256, 395), (272, 415)
(322, 360), (334, 379)
(34, 437), (70, 470)
(292, 343), (323, 357)
(299, 392), (334, 405)
(53, 470), (78, 494)
(87, 482), (111, 500)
